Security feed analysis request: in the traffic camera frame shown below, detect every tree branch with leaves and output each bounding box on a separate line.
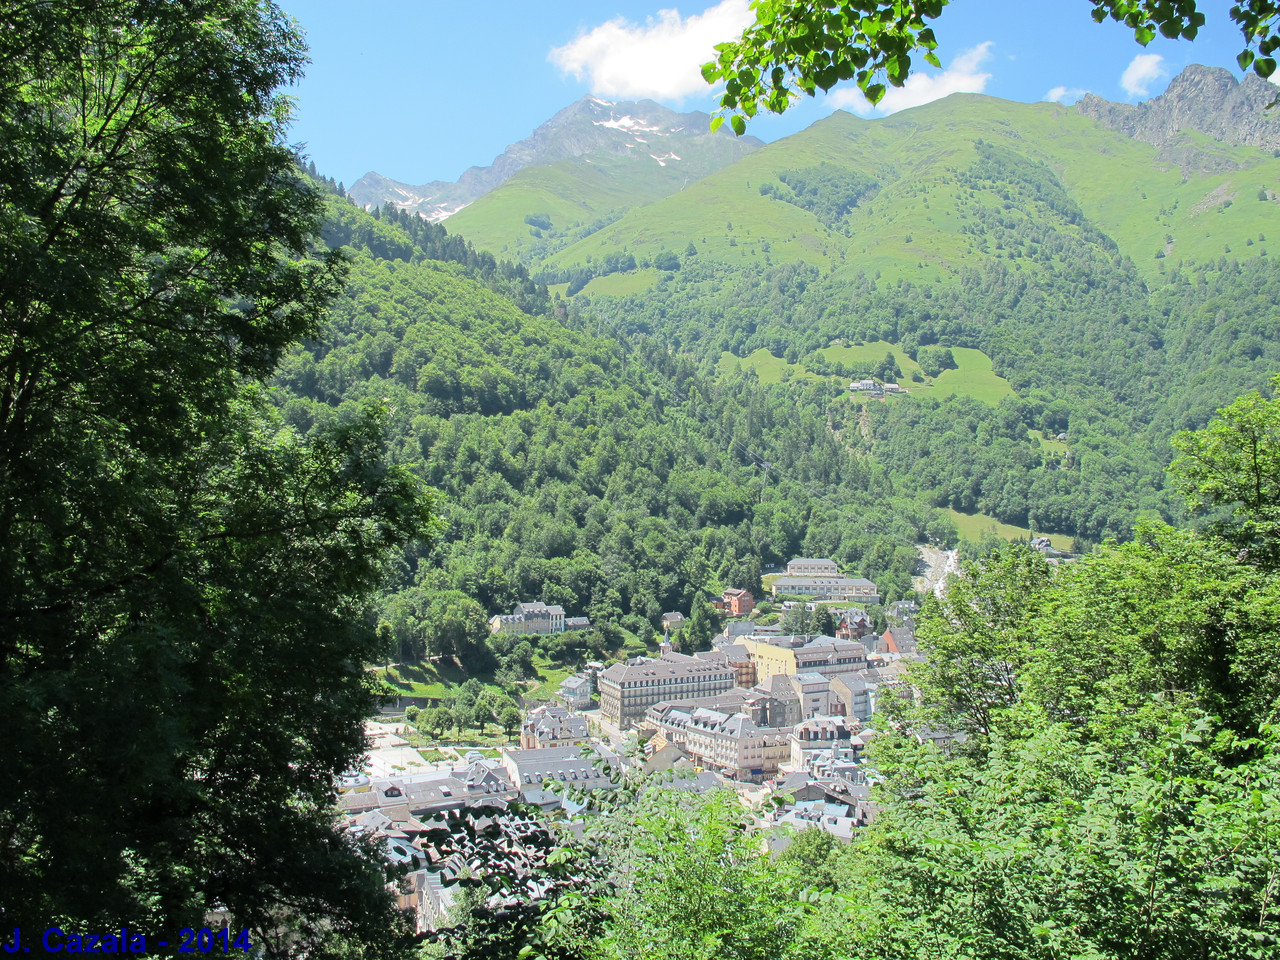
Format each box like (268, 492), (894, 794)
(703, 0), (1280, 132)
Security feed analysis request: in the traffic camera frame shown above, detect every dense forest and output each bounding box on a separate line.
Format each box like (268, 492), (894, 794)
(424, 385), (1280, 960)
(272, 195), (934, 668)
(565, 142), (1280, 546)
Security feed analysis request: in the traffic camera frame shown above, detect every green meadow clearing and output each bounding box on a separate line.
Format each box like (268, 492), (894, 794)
(824, 343), (1013, 404)
(943, 508), (1074, 551)
(908, 348), (1014, 403)
(718, 348), (823, 384)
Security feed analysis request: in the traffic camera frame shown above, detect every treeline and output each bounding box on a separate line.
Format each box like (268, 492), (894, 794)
(273, 198), (929, 667)
(559, 145), (1280, 543)
(429, 387), (1280, 960)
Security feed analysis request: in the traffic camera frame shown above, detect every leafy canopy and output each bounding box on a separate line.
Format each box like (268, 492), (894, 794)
(0, 1), (433, 953)
(703, 1), (1279, 131)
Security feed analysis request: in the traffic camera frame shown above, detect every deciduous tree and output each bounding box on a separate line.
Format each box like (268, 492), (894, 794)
(704, 1), (1279, 132)
(0, 1), (433, 952)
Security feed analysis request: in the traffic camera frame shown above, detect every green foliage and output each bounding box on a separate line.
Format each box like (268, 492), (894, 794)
(0, 1), (432, 952)
(703, 0), (948, 127)
(916, 345), (957, 377)
(1172, 375), (1280, 566)
(704, 1), (1278, 130)
(540, 788), (811, 960)
(759, 164), (880, 230)
(500, 705), (523, 737)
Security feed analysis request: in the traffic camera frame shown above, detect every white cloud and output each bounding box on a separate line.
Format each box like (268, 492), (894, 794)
(1121, 53), (1166, 97)
(1044, 85), (1087, 104)
(827, 42), (994, 116)
(549, 0), (754, 100)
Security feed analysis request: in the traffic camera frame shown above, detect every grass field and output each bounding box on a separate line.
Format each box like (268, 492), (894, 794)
(380, 652), (581, 705)
(909, 348), (1014, 404)
(823, 342), (1013, 404)
(1029, 429), (1069, 455)
(528, 655), (574, 700)
(820, 340), (922, 379)
(379, 661), (461, 699)
(579, 268), (660, 297)
(717, 348), (822, 384)
(943, 508), (1073, 551)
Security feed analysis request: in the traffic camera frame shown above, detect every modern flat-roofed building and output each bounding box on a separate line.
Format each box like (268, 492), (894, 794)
(597, 653), (735, 729)
(770, 576), (879, 603)
(786, 558), (840, 578)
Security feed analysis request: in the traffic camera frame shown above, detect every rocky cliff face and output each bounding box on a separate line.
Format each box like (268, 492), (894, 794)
(1076, 65), (1280, 170)
(349, 97), (763, 220)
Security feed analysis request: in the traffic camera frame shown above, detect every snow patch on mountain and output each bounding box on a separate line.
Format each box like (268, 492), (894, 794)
(594, 115), (663, 133)
(431, 202), (470, 222)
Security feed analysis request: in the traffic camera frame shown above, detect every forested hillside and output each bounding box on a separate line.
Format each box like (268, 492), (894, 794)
(479, 77), (1280, 548)
(272, 197), (933, 668)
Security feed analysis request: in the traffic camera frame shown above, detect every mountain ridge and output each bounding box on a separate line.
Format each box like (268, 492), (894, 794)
(348, 96), (763, 221)
(1076, 64), (1280, 170)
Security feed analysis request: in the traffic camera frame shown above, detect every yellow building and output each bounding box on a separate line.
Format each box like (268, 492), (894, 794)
(736, 635), (869, 683)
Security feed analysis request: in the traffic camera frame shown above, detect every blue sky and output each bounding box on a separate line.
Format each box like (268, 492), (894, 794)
(279, 0), (1255, 188)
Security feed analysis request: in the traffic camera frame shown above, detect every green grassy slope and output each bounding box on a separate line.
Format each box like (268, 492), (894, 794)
(509, 94), (1278, 294)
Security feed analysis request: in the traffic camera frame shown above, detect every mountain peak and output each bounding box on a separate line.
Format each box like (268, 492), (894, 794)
(349, 98), (759, 221)
(1076, 63), (1280, 168)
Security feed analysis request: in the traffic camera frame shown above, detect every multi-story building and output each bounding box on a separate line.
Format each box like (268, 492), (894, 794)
(786, 558), (841, 578)
(520, 704), (589, 749)
(788, 716), (859, 769)
(597, 653), (735, 729)
(500, 744), (620, 809)
(789, 672), (835, 719)
(738, 635), (869, 684)
(557, 674), (593, 710)
(644, 688), (789, 731)
(829, 673), (876, 721)
(721, 588), (754, 616)
(694, 645), (757, 688)
(770, 575), (879, 603)
(489, 601), (566, 636)
(650, 706), (791, 782)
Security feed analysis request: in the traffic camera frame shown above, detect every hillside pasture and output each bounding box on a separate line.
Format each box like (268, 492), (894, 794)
(909, 347), (1014, 404)
(943, 508), (1073, 551)
(718, 348), (822, 384)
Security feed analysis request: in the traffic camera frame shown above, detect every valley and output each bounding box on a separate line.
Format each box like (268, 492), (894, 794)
(12, 0), (1280, 950)
(289, 65), (1280, 680)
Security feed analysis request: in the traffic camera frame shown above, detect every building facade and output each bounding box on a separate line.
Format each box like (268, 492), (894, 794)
(738, 635), (869, 684)
(786, 558), (841, 578)
(520, 704), (589, 749)
(597, 653), (736, 729)
(489, 601), (566, 636)
(650, 706), (791, 782)
(769, 576), (879, 603)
